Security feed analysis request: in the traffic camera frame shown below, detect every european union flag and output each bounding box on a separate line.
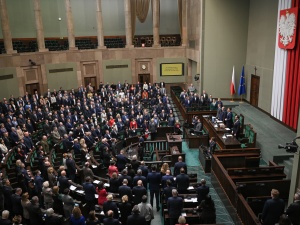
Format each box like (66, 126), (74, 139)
(238, 66), (246, 95)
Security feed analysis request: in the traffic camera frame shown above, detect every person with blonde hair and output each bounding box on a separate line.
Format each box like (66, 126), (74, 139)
(177, 216), (187, 225)
(103, 194), (119, 219)
(118, 195), (132, 225)
(160, 162), (170, 175)
(21, 192), (30, 225)
(12, 215), (22, 225)
(70, 207), (85, 225)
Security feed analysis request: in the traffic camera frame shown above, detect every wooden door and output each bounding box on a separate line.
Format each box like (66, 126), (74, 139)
(84, 77), (97, 90)
(139, 74), (150, 84)
(250, 75), (260, 107)
(26, 83), (40, 95)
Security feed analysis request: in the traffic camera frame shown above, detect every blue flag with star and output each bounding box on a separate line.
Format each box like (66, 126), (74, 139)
(238, 66), (246, 95)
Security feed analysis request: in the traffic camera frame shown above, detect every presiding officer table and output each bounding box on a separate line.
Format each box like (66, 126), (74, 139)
(203, 117), (240, 149)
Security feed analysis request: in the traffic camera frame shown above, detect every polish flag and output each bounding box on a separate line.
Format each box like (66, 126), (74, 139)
(230, 66), (236, 95)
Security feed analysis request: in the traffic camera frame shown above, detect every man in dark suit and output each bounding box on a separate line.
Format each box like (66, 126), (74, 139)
(116, 150), (129, 171)
(173, 156), (187, 177)
(103, 195), (119, 219)
(147, 165), (161, 211)
(11, 188), (23, 216)
(163, 180), (175, 201)
(133, 169), (147, 188)
(286, 192), (300, 225)
(225, 107), (233, 129)
(132, 180), (147, 205)
(127, 205), (146, 225)
(0, 210), (12, 225)
(103, 210), (121, 225)
(138, 161), (149, 177)
(66, 154), (76, 181)
(176, 168), (190, 194)
(167, 189), (183, 225)
(83, 176), (96, 212)
(118, 179), (133, 202)
(161, 170), (174, 188)
(58, 170), (70, 193)
(232, 115), (241, 138)
(196, 179), (209, 203)
(28, 196), (44, 225)
(261, 189), (285, 225)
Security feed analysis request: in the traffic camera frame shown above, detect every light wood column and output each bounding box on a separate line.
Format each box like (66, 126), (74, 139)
(152, 0), (160, 47)
(65, 0), (78, 50)
(0, 0), (16, 54)
(96, 0), (106, 49)
(124, 0), (134, 48)
(33, 0), (48, 52)
(181, 0), (188, 46)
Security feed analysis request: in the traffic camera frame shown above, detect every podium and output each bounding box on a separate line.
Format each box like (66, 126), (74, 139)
(166, 133), (182, 152)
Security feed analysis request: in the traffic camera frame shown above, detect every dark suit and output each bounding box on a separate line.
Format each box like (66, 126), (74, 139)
(58, 176), (70, 193)
(116, 154), (129, 171)
(103, 217), (120, 225)
(83, 182), (96, 211)
(147, 171), (161, 209)
(286, 200), (300, 225)
(138, 165), (149, 177)
(127, 214), (146, 225)
(176, 173), (190, 193)
(225, 112), (233, 129)
(261, 198), (285, 225)
(118, 185), (133, 202)
(28, 203), (44, 224)
(163, 186), (175, 201)
(11, 193), (22, 216)
(103, 201), (119, 219)
(167, 196), (183, 225)
(232, 119), (240, 138)
(161, 175), (174, 188)
(173, 161), (187, 176)
(132, 186), (147, 205)
(133, 175), (147, 188)
(196, 185), (209, 203)
(66, 158), (76, 181)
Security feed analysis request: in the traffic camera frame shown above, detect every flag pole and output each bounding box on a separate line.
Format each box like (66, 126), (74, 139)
(230, 95), (234, 102)
(239, 94), (243, 103)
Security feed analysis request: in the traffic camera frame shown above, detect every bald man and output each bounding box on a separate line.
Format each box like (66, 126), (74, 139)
(132, 180), (147, 205)
(173, 156), (187, 176)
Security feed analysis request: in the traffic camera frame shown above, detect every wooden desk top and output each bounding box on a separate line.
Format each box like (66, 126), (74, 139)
(217, 133), (240, 148)
(166, 133), (183, 143)
(206, 119), (228, 133)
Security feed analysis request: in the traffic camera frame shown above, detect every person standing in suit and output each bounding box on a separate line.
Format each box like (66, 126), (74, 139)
(286, 192), (300, 225)
(11, 188), (23, 217)
(66, 153), (76, 181)
(118, 179), (133, 203)
(28, 196), (44, 225)
(225, 107), (233, 129)
(147, 165), (161, 211)
(175, 168), (190, 194)
(83, 176), (97, 212)
(132, 180), (147, 205)
(196, 179), (209, 203)
(103, 195), (119, 219)
(118, 195), (132, 225)
(173, 156), (187, 177)
(116, 150), (129, 172)
(209, 137), (216, 154)
(232, 115), (241, 138)
(58, 170), (70, 193)
(62, 188), (75, 219)
(103, 210), (120, 225)
(261, 189), (285, 225)
(167, 189), (183, 225)
(127, 205), (146, 225)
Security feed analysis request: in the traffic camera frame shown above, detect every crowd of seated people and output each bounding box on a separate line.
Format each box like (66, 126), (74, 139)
(179, 85), (221, 111)
(0, 80), (185, 224)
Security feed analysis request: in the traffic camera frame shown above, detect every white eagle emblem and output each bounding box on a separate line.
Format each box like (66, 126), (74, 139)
(279, 11), (296, 46)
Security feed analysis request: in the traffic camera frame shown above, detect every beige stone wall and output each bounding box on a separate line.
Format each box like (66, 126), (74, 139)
(0, 47), (187, 97)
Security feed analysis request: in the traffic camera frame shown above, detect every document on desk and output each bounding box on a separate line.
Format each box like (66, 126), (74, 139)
(95, 194), (99, 198)
(214, 125), (218, 128)
(70, 185), (77, 191)
(92, 165), (97, 168)
(93, 180), (100, 184)
(226, 134), (233, 137)
(225, 128), (231, 131)
(181, 213), (187, 216)
(187, 186), (194, 190)
(104, 183), (110, 187)
(76, 190), (84, 194)
(184, 198), (193, 202)
(192, 198), (197, 202)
